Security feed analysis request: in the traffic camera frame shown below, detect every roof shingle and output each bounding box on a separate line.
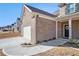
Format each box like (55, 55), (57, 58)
(25, 4), (57, 17)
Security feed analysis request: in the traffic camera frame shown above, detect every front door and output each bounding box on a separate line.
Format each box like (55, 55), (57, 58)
(64, 24), (69, 38)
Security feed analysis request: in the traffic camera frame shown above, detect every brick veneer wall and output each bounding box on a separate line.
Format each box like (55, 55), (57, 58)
(36, 17), (56, 42)
(72, 20), (79, 39)
(57, 22), (63, 38)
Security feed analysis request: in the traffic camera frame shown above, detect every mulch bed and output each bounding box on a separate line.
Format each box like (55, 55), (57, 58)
(34, 42), (79, 56)
(34, 47), (79, 56)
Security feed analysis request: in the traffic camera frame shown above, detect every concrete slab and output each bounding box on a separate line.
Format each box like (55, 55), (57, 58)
(3, 39), (69, 56)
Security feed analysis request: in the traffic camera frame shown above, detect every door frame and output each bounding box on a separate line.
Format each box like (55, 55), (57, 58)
(63, 24), (69, 38)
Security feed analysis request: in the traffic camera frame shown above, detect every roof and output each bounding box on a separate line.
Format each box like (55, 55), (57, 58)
(53, 10), (59, 16)
(25, 4), (57, 17)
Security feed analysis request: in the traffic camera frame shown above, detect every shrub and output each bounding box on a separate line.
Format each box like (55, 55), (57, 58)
(53, 37), (56, 40)
(36, 41), (40, 44)
(68, 39), (78, 44)
(27, 43), (32, 45)
(76, 44), (79, 47)
(49, 39), (52, 41)
(43, 40), (48, 42)
(21, 43), (27, 45)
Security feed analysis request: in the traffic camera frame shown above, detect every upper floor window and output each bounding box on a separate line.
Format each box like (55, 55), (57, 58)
(65, 3), (75, 15)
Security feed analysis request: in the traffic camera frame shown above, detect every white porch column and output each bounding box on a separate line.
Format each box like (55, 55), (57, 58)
(69, 19), (72, 39)
(56, 21), (58, 39)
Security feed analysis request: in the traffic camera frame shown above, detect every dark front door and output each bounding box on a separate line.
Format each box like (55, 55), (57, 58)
(64, 25), (69, 38)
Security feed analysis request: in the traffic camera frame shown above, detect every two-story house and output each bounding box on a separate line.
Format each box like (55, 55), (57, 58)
(21, 3), (79, 44)
(57, 3), (79, 39)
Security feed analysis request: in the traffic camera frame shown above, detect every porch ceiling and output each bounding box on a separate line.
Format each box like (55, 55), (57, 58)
(55, 12), (79, 21)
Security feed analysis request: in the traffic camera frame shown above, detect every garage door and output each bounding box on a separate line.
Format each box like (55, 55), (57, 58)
(23, 26), (31, 43)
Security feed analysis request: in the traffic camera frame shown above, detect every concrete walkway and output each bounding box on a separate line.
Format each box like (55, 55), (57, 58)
(0, 37), (26, 49)
(3, 39), (69, 56)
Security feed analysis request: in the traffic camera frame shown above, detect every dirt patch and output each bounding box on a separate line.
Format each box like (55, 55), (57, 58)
(34, 47), (79, 56)
(0, 31), (20, 39)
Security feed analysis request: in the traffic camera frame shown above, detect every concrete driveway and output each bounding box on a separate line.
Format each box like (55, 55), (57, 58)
(3, 39), (69, 56)
(0, 37), (26, 49)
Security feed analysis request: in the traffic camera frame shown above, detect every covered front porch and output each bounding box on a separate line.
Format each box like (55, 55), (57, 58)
(56, 12), (79, 39)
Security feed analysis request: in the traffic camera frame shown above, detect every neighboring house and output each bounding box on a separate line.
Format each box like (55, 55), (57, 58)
(0, 25), (12, 32)
(21, 3), (79, 44)
(16, 18), (22, 32)
(11, 19), (22, 33)
(0, 19), (21, 33)
(11, 23), (17, 32)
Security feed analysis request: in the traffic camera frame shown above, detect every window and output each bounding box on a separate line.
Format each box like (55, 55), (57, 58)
(65, 3), (75, 15)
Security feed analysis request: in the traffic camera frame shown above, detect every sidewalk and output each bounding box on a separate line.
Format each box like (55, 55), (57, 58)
(3, 39), (69, 56)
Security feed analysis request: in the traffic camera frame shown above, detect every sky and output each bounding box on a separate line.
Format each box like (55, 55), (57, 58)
(0, 3), (59, 27)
